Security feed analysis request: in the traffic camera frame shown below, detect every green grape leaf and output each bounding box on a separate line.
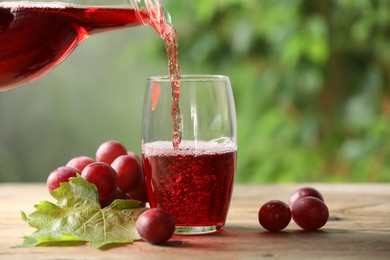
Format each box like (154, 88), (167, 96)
(20, 175), (147, 249)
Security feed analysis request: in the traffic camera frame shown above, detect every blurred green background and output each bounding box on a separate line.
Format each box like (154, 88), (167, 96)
(1, 0), (390, 183)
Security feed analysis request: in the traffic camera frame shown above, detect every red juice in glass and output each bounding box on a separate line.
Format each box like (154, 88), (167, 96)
(142, 75), (237, 234)
(142, 140), (237, 233)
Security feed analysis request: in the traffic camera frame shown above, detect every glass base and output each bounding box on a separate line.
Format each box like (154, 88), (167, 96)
(174, 224), (224, 235)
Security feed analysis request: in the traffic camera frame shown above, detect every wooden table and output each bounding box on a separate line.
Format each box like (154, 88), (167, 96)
(1, 183), (389, 259)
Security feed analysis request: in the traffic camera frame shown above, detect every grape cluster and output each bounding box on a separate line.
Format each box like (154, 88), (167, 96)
(258, 187), (329, 232)
(46, 140), (176, 245)
(46, 140), (147, 208)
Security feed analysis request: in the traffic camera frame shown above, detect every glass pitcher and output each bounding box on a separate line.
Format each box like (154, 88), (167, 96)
(0, 0), (171, 92)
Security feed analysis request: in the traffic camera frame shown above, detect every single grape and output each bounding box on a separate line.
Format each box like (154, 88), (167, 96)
(111, 155), (143, 193)
(258, 200), (291, 232)
(99, 188), (130, 208)
(127, 151), (141, 164)
(291, 196), (329, 231)
(66, 156), (95, 173)
(47, 166), (78, 191)
(288, 187), (324, 208)
(136, 208), (175, 245)
(96, 140), (127, 164)
(81, 162), (118, 199)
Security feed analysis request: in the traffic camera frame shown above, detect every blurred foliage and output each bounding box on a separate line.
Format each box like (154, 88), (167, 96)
(162, 0), (390, 182)
(1, 0), (390, 182)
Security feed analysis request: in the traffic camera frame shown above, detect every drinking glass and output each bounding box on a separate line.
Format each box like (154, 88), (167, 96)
(141, 75), (237, 234)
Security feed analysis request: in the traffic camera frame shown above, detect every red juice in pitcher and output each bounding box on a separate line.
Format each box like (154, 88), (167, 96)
(142, 140), (237, 230)
(0, 2), (157, 91)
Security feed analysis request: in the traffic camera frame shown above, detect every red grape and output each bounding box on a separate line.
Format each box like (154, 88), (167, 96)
(99, 189), (130, 208)
(136, 208), (175, 245)
(258, 200), (291, 232)
(81, 162), (118, 199)
(96, 140), (127, 164)
(66, 156), (95, 173)
(288, 187), (324, 208)
(291, 196), (329, 231)
(47, 166), (78, 191)
(111, 155), (143, 193)
(127, 151), (141, 164)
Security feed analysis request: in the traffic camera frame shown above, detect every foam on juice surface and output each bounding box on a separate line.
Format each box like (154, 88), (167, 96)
(142, 139), (237, 156)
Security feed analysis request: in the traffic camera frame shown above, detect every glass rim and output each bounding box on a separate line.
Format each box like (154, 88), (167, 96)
(148, 75), (229, 82)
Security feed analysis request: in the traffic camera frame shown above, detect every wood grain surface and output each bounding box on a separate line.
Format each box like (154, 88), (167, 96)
(0, 183), (389, 259)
